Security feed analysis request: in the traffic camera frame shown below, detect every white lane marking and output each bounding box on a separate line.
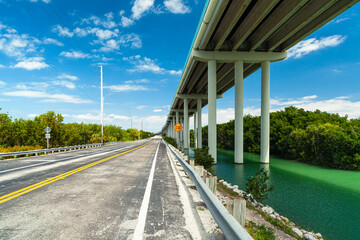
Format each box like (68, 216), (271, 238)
(165, 143), (202, 239)
(133, 141), (160, 240)
(0, 143), (139, 175)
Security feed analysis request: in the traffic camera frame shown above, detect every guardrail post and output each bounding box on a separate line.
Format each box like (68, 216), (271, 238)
(226, 199), (234, 215)
(194, 165), (204, 177)
(233, 199), (246, 227)
(209, 176), (217, 194)
(189, 159), (195, 167)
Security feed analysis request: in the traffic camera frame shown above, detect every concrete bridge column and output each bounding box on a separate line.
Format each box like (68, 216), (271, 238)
(261, 61), (270, 164)
(197, 98), (202, 149)
(180, 116), (184, 151)
(184, 98), (189, 155)
(208, 60), (217, 163)
(235, 60), (244, 164)
(173, 117), (176, 139)
(176, 111), (180, 147)
(194, 112), (197, 149)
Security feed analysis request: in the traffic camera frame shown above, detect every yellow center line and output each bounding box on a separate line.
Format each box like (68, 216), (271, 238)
(0, 140), (154, 204)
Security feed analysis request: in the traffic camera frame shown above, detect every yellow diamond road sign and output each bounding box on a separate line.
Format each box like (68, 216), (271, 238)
(174, 123), (183, 133)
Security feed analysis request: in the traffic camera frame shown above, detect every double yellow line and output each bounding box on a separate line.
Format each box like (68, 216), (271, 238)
(0, 140), (154, 204)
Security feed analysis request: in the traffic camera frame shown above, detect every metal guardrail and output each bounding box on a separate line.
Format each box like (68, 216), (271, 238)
(164, 140), (254, 240)
(0, 142), (118, 159)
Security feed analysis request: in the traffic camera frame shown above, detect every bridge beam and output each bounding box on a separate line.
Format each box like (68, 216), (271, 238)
(176, 94), (223, 99)
(192, 50), (287, 63)
(235, 60), (244, 164)
(197, 98), (202, 149)
(208, 60), (217, 162)
(261, 61), (270, 164)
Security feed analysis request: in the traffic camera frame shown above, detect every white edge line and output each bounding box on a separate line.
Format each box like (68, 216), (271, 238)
(165, 142), (202, 240)
(133, 140), (160, 240)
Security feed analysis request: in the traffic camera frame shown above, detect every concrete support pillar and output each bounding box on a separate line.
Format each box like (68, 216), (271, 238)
(235, 60), (244, 164)
(208, 60), (217, 163)
(180, 116), (184, 151)
(176, 111), (180, 147)
(194, 112), (197, 149)
(184, 99), (189, 155)
(197, 98), (202, 149)
(261, 61), (270, 164)
(172, 118), (175, 138)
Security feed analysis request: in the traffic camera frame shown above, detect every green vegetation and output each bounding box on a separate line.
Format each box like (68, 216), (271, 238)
(0, 110), (154, 149)
(163, 136), (177, 148)
(246, 221), (275, 240)
(246, 203), (302, 240)
(217, 183), (238, 198)
(245, 168), (274, 203)
(194, 147), (215, 171)
(191, 107), (360, 169)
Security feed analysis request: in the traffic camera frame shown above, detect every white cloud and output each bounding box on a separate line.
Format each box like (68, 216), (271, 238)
(29, 0), (51, 3)
(52, 80), (76, 89)
(0, 80), (5, 87)
(153, 109), (162, 112)
(16, 82), (49, 90)
(136, 105), (147, 110)
(99, 39), (120, 52)
(3, 90), (92, 104)
(27, 113), (38, 118)
(53, 25), (74, 37)
(121, 16), (135, 27)
(125, 79), (150, 84)
(123, 55), (181, 75)
(164, 0), (190, 14)
(132, 0), (155, 20)
(11, 57), (49, 70)
(43, 38), (63, 46)
(105, 84), (149, 91)
(94, 29), (118, 40)
(288, 35), (346, 58)
(60, 50), (91, 59)
(333, 17), (350, 23)
(81, 12), (117, 29)
(57, 73), (78, 81)
(0, 64), (5, 68)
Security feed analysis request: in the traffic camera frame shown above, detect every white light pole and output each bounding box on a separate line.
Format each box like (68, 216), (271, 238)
(100, 66), (104, 144)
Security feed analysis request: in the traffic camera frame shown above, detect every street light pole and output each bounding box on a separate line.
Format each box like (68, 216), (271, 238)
(100, 66), (104, 144)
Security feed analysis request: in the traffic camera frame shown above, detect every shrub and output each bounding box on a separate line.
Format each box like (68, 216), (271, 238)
(245, 168), (274, 203)
(164, 137), (177, 148)
(194, 147), (214, 171)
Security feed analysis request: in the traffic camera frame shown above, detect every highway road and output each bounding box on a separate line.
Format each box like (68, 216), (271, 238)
(0, 137), (211, 239)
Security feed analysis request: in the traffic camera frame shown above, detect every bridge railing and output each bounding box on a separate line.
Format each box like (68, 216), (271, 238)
(164, 140), (254, 240)
(0, 142), (119, 159)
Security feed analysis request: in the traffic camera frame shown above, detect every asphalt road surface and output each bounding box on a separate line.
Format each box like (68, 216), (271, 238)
(0, 137), (209, 239)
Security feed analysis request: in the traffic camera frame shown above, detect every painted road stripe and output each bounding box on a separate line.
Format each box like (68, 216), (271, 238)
(0, 143), (141, 175)
(0, 140), (154, 204)
(133, 140), (160, 240)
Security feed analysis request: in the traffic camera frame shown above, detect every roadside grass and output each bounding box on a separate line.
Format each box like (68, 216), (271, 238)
(246, 221), (275, 240)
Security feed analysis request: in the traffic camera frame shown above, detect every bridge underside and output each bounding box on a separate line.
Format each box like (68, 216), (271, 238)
(163, 0), (359, 163)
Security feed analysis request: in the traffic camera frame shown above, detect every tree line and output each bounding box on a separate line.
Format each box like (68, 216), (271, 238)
(190, 107), (360, 170)
(0, 110), (154, 149)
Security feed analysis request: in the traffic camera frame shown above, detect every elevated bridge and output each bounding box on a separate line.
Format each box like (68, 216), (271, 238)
(162, 0), (359, 164)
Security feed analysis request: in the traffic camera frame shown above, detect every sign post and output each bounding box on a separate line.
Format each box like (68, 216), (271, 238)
(44, 126), (51, 149)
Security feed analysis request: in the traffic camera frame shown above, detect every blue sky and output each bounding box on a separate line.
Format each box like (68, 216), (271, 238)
(0, 0), (359, 132)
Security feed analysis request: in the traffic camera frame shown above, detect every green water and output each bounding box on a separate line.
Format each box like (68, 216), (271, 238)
(213, 149), (360, 240)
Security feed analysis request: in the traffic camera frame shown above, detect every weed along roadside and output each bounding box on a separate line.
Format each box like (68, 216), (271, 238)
(164, 136), (325, 240)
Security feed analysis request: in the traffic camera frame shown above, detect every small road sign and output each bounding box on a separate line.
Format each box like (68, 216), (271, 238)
(45, 134), (50, 139)
(44, 126), (51, 133)
(173, 123), (183, 133)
